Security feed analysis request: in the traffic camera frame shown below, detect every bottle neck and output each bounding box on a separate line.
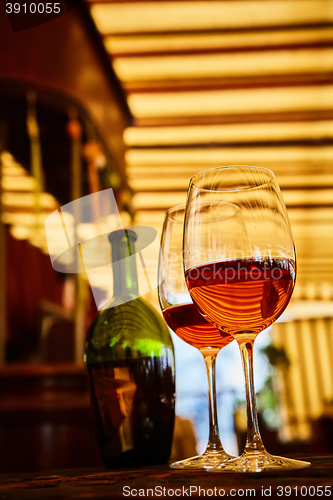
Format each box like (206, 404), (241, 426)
(110, 230), (139, 299)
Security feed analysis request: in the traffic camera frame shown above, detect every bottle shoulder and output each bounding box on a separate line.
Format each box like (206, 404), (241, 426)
(85, 296), (174, 361)
(95, 296), (166, 327)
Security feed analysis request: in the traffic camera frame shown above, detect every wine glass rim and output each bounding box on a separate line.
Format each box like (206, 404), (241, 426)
(166, 201), (240, 223)
(190, 165), (275, 192)
(166, 204), (186, 223)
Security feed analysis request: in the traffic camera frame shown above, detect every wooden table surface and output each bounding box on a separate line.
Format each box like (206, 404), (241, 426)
(0, 455), (332, 499)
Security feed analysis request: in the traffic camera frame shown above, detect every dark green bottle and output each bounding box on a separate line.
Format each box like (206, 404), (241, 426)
(85, 229), (175, 467)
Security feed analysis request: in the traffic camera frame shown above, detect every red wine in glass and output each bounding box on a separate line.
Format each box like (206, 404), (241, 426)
(163, 303), (233, 351)
(185, 258), (295, 338)
(183, 165), (309, 472)
(158, 203), (237, 469)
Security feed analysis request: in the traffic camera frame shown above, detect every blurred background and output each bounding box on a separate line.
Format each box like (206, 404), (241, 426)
(0, 0), (333, 472)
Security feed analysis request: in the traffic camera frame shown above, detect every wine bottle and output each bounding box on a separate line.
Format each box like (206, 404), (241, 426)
(85, 229), (175, 467)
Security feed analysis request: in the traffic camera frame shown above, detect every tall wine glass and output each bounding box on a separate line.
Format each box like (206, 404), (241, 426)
(183, 166), (311, 472)
(158, 204), (238, 469)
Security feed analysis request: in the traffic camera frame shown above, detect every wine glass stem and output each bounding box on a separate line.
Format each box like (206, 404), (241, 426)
(238, 340), (266, 453)
(203, 353), (223, 453)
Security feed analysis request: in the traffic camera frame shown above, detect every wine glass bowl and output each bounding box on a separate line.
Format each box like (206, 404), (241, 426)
(158, 204), (235, 469)
(183, 165), (310, 472)
(185, 258), (296, 340)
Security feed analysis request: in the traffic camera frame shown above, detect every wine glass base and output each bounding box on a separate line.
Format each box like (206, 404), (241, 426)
(170, 451), (235, 470)
(209, 450), (311, 473)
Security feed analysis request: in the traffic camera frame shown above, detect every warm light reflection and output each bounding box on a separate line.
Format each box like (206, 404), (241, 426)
(131, 190), (333, 210)
(283, 190), (333, 206)
(2, 192), (58, 210)
(2, 176), (36, 191)
(90, 1), (332, 35)
(2, 212), (50, 226)
(1, 152), (60, 254)
(128, 174), (333, 192)
(124, 121), (333, 146)
(288, 207), (333, 222)
(126, 145), (333, 166)
(9, 225), (32, 241)
(127, 85), (333, 118)
(128, 163), (333, 183)
(104, 28), (333, 55)
(132, 192), (194, 210)
(2, 165), (28, 177)
(114, 48), (333, 82)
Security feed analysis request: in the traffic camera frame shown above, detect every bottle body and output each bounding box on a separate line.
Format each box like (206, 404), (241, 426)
(85, 296), (175, 467)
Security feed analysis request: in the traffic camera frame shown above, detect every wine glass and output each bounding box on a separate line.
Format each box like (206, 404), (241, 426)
(183, 165), (311, 472)
(158, 204), (239, 469)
